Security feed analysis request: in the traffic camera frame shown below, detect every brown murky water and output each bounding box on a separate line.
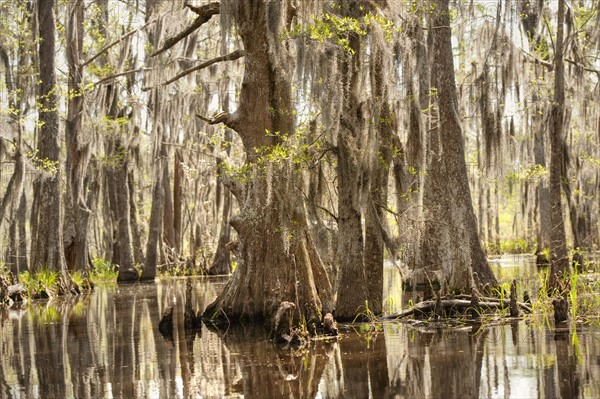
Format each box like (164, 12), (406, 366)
(1, 257), (599, 398)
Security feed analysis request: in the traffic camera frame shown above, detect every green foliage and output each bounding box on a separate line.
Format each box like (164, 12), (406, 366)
(287, 10), (397, 54)
(506, 163), (547, 184)
(352, 300), (378, 323)
(90, 257), (118, 282)
(486, 239), (536, 255)
(27, 149), (60, 175)
(70, 270), (93, 290)
(19, 269), (60, 298)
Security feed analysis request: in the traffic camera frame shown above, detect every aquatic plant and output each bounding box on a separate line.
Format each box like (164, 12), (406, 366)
(19, 269), (60, 298)
(486, 239), (537, 255)
(90, 257), (118, 282)
(353, 300), (378, 323)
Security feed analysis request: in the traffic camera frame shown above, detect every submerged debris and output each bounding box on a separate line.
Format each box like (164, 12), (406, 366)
(552, 297), (568, 323)
(322, 312), (338, 336)
(158, 305), (174, 340)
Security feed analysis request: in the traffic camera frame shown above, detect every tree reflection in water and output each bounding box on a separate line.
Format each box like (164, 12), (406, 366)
(1, 277), (599, 398)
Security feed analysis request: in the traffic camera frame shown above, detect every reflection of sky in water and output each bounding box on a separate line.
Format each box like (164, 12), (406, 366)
(1, 265), (598, 399)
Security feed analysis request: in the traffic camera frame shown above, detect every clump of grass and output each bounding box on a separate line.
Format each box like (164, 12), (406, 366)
(19, 269), (60, 298)
(526, 265), (600, 326)
(90, 257), (118, 283)
(71, 270), (93, 290)
(486, 239), (536, 255)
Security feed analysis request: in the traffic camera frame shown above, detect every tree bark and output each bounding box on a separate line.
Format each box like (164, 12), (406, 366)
(419, 0), (497, 292)
(64, 0), (92, 271)
(142, 150), (163, 281)
(364, 38), (394, 316)
(31, 0), (67, 273)
(202, 0), (333, 331)
(335, 4), (369, 321)
(549, 0), (570, 288)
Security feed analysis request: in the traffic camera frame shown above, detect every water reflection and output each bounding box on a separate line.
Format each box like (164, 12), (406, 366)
(1, 271), (599, 398)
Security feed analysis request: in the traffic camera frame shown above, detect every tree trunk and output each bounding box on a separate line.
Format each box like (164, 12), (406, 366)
(128, 170), (144, 265)
(142, 152), (163, 281)
(64, 0), (92, 271)
(109, 140), (137, 282)
(31, 0), (67, 273)
(419, 0), (497, 292)
(364, 38), (394, 316)
(17, 192), (28, 273)
(549, 0), (570, 288)
(162, 146), (176, 262)
(173, 149), (183, 254)
(202, 0), (333, 330)
(335, 6), (369, 321)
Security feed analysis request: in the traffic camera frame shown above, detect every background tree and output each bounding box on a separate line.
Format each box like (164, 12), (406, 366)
(417, 0), (498, 292)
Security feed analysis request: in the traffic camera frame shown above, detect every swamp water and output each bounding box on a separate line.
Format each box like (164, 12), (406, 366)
(1, 256), (599, 398)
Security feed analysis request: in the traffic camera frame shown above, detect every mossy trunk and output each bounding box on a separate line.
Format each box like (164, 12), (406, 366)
(202, 0), (333, 330)
(419, 0), (497, 292)
(548, 0), (570, 288)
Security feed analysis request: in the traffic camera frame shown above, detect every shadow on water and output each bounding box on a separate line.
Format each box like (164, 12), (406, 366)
(1, 260), (600, 398)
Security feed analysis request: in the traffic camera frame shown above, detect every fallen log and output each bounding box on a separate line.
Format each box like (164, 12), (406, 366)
(384, 298), (532, 320)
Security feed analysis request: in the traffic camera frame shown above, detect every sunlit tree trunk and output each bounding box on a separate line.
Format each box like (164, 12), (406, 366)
(203, 0), (333, 330)
(364, 35), (394, 316)
(419, 0), (497, 292)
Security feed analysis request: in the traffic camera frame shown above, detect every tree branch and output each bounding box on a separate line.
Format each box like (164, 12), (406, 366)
(83, 17), (159, 67)
(521, 49), (553, 70)
(145, 49), (244, 90)
(94, 68), (149, 86)
(151, 2), (220, 58)
(565, 58), (600, 75)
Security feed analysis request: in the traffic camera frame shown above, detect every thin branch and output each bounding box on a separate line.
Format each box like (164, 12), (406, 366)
(315, 205), (338, 223)
(565, 58), (600, 75)
(521, 49), (554, 70)
(151, 2), (220, 58)
(83, 17), (159, 67)
(196, 111), (231, 125)
(144, 49), (244, 90)
(94, 68), (148, 86)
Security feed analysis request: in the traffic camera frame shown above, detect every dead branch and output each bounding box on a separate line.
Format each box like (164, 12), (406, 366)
(151, 2), (220, 58)
(384, 298), (532, 320)
(565, 58), (600, 75)
(145, 49), (244, 90)
(83, 17), (159, 67)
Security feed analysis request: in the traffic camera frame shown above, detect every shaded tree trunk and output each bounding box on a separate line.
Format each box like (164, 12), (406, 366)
(31, 0), (66, 273)
(142, 135), (164, 281)
(64, 0), (92, 271)
(335, 3), (369, 321)
(109, 139), (137, 282)
(549, 0), (570, 288)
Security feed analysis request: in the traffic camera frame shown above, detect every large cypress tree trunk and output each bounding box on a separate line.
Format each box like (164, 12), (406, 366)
(334, 3), (369, 321)
(419, 0), (497, 292)
(548, 0), (570, 288)
(31, 0), (67, 273)
(202, 1), (333, 330)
